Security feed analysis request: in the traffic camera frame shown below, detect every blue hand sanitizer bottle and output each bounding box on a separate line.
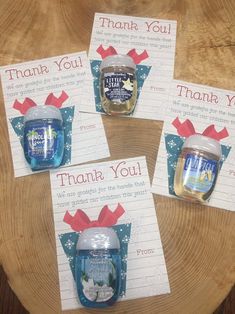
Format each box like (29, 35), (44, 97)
(75, 227), (121, 308)
(23, 105), (64, 171)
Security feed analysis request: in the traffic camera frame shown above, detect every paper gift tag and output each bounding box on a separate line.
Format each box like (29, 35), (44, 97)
(0, 52), (110, 177)
(79, 12), (177, 120)
(50, 156), (170, 310)
(152, 80), (235, 211)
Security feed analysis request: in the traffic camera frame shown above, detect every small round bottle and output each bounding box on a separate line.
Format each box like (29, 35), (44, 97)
(23, 105), (64, 171)
(75, 227), (121, 308)
(99, 54), (137, 115)
(174, 134), (222, 202)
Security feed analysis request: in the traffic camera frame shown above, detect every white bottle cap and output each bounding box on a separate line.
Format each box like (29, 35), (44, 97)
(24, 105), (63, 122)
(76, 227), (120, 250)
(100, 54), (136, 70)
(183, 134), (222, 158)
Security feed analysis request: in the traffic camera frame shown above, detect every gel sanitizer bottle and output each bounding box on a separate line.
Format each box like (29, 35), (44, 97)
(174, 134), (222, 202)
(75, 227), (121, 308)
(100, 54), (137, 115)
(23, 105), (64, 171)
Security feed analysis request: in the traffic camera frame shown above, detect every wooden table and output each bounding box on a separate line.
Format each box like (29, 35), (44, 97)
(0, 1), (235, 313)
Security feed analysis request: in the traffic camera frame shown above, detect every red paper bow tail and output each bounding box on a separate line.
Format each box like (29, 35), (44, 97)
(63, 204), (125, 232)
(98, 203), (125, 227)
(172, 117), (196, 137)
(12, 90), (68, 115)
(13, 97), (37, 115)
(127, 49), (149, 64)
(45, 90), (68, 108)
(172, 117), (229, 140)
(63, 211), (73, 225)
(96, 45), (118, 59)
(63, 210), (91, 232)
(202, 125), (229, 141)
(96, 45), (149, 64)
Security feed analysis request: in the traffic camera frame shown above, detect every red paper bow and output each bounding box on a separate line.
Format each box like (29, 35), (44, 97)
(63, 203), (125, 232)
(13, 90), (69, 114)
(13, 98), (36, 115)
(127, 49), (149, 65)
(96, 44), (149, 64)
(96, 45), (118, 59)
(45, 90), (68, 108)
(172, 117), (229, 141)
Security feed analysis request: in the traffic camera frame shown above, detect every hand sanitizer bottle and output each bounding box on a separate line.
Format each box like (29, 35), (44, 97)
(75, 227), (121, 308)
(23, 105), (64, 171)
(100, 54), (137, 115)
(174, 134), (222, 202)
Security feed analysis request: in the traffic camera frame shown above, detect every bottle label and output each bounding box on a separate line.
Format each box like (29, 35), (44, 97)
(103, 72), (134, 102)
(79, 250), (118, 303)
(24, 120), (60, 159)
(183, 154), (218, 193)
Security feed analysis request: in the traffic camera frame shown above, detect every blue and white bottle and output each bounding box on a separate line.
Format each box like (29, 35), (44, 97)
(23, 105), (64, 171)
(75, 227), (121, 308)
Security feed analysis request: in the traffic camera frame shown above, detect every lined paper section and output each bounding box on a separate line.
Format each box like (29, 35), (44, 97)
(152, 80), (235, 211)
(0, 51), (110, 177)
(79, 13), (177, 120)
(50, 156), (170, 310)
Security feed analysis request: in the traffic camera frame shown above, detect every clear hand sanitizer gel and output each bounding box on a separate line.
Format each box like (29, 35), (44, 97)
(100, 54), (137, 115)
(75, 227), (121, 308)
(23, 105), (64, 171)
(174, 134), (222, 202)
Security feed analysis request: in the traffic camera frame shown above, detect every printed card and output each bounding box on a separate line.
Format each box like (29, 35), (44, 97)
(79, 12), (177, 120)
(0, 52), (110, 177)
(50, 156), (170, 310)
(152, 80), (235, 211)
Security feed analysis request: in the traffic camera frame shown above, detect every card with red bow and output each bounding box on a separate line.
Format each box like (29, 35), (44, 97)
(0, 51), (110, 177)
(152, 80), (235, 211)
(78, 13), (177, 120)
(50, 157), (170, 310)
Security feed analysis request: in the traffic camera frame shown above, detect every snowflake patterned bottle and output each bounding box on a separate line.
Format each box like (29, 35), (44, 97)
(174, 134), (221, 202)
(100, 55), (137, 115)
(23, 105), (64, 170)
(75, 227), (121, 308)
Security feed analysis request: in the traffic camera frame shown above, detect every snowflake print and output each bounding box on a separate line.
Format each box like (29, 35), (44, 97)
(140, 73), (147, 80)
(121, 270), (126, 279)
(120, 291), (126, 298)
(66, 115), (73, 123)
(96, 102), (103, 111)
(67, 255), (74, 263)
(122, 235), (130, 243)
(65, 143), (71, 151)
(167, 152), (172, 158)
(167, 139), (177, 149)
(93, 64), (100, 73)
(65, 239), (74, 250)
(67, 130), (72, 138)
(15, 121), (24, 130)
(122, 254), (128, 263)
(170, 161), (177, 170)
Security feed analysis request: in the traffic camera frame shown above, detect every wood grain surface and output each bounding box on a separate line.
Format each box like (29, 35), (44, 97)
(0, 1), (235, 313)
